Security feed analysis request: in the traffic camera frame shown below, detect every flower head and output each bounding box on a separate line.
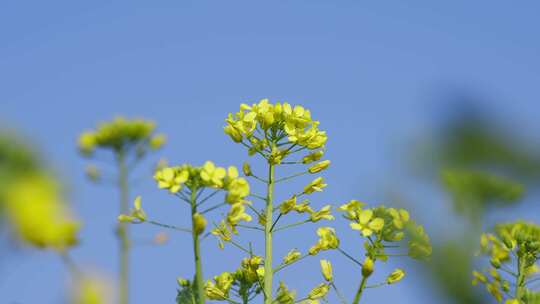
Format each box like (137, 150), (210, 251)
(303, 177), (327, 194)
(350, 209), (385, 237)
(310, 205), (334, 222)
(309, 227), (339, 255)
(224, 100), (327, 161)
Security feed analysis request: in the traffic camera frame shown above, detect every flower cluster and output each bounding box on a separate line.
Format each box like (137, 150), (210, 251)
(473, 221), (540, 303)
(78, 117), (165, 155)
(203, 256), (264, 301)
(224, 99), (327, 163)
(309, 227), (340, 255)
(338, 200), (432, 261)
(154, 161), (252, 232)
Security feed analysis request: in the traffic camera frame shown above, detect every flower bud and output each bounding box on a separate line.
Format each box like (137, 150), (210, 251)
(193, 213), (207, 235)
(242, 162), (252, 176)
(386, 269), (405, 284)
(308, 160), (331, 174)
(362, 257), (374, 278)
(177, 277), (190, 287)
(320, 260), (333, 282)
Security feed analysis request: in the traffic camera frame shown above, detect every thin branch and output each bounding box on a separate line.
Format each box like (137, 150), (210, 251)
(275, 171), (308, 183)
(146, 220), (191, 234)
(274, 219), (309, 233)
(337, 247), (363, 268)
(330, 282), (348, 304)
(274, 254), (309, 273)
(237, 224), (264, 232)
(197, 189), (222, 207)
(246, 204), (263, 219)
(248, 194), (267, 202)
(229, 239), (251, 255)
(201, 202), (227, 214)
(269, 213), (283, 232)
(249, 174), (268, 184)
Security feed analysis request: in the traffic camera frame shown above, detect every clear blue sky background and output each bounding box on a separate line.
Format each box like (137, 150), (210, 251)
(1, 1), (540, 303)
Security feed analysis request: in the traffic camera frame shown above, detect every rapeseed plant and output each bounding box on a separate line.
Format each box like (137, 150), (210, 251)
(78, 117), (165, 304)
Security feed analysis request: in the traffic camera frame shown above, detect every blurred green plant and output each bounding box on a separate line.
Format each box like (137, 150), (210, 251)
(78, 117), (165, 304)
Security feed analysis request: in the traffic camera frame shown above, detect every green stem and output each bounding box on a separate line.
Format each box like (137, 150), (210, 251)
(191, 189), (205, 304)
(263, 163), (275, 304)
(352, 276), (368, 304)
(117, 150), (130, 304)
(516, 255), (526, 300)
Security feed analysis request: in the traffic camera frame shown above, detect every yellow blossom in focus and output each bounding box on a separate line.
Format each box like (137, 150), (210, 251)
(350, 209), (384, 237)
(280, 195), (297, 215)
(200, 161), (227, 188)
(225, 177), (250, 204)
(283, 249), (302, 265)
(309, 227), (339, 255)
(310, 205), (334, 222)
(226, 203), (252, 232)
(154, 167), (189, 193)
(303, 177), (327, 194)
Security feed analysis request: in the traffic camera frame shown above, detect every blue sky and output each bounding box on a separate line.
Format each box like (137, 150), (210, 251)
(1, 1), (540, 303)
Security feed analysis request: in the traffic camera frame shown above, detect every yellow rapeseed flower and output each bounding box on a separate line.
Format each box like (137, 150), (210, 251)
(310, 205), (334, 222)
(350, 209), (384, 237)
(303, 177), (327, 194)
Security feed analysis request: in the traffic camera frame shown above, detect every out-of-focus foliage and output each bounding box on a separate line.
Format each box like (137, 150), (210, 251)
(410, 98), (540, 304)
(430, 243), (486, 304)
(433, 110), (540, 179)
(441, 169), (524, 217)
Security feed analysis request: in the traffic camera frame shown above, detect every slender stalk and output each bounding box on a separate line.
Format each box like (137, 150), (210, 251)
(273, 220), (309, 233)
(337, 248), (363, 268)
(330, 282), (348, 304)
(191, 189), (205, 304)
(146, 220), (191, 234)
(117, 150), (130, 304)
(352, 276), (368, 304)
(263, 163), (275, 304)
(516, 255), (526, 300)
